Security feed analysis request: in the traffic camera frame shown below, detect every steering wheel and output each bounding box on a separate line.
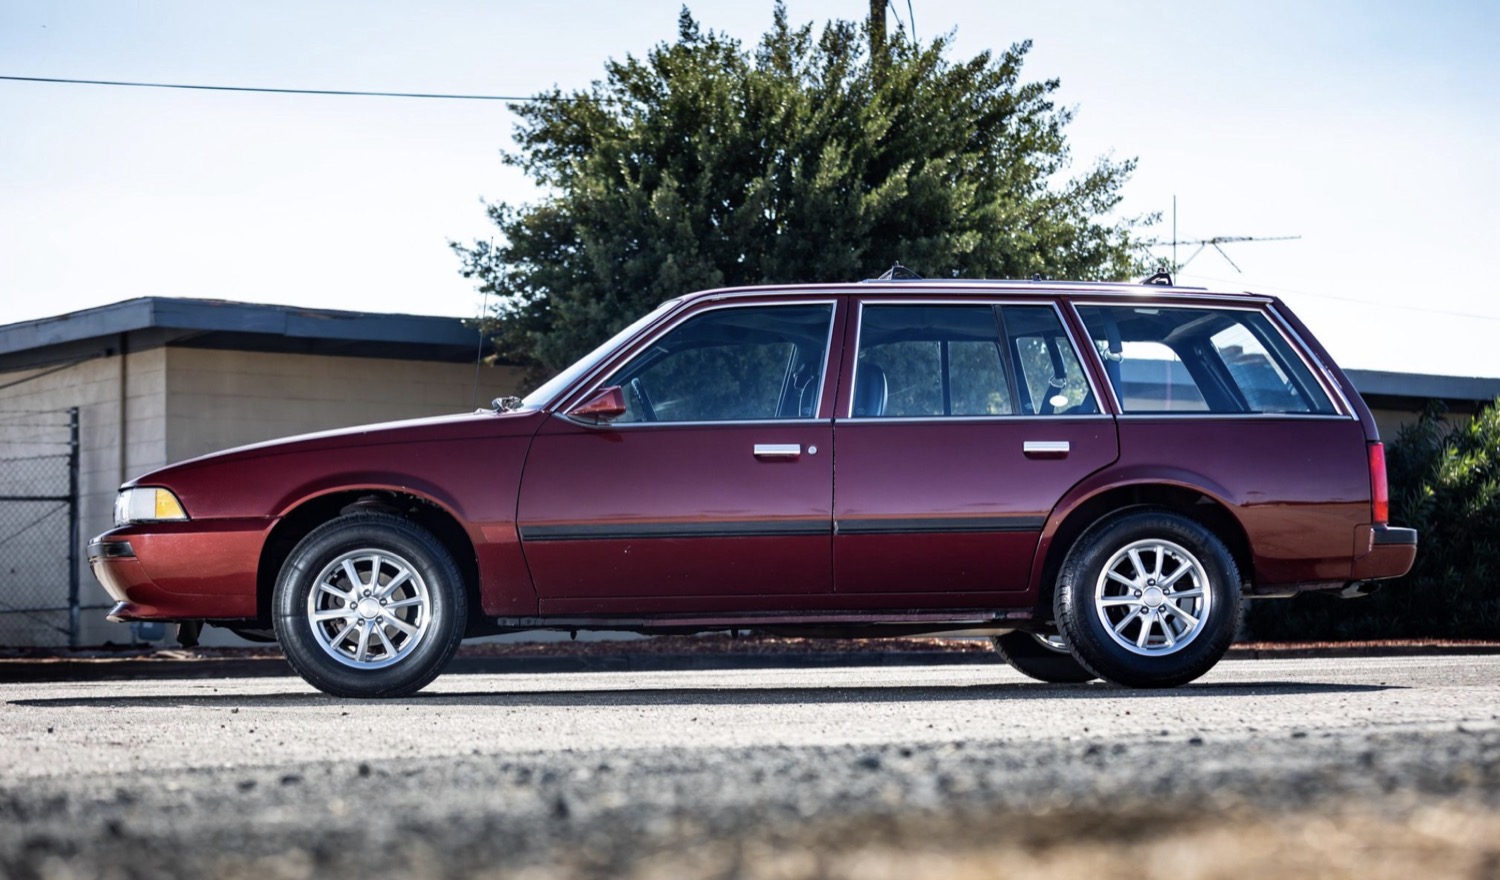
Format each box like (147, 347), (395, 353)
(629, 377), (658, 422)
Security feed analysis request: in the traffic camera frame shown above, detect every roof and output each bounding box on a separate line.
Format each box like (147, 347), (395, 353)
(689, 278), (1243, 302)
(0, 297), (489, 371)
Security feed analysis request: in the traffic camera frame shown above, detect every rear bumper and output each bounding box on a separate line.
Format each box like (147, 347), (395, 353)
(1351, 524), (1418, 581)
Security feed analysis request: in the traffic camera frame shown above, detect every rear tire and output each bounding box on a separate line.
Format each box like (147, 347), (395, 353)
(991, 631), (1097, 684)
(1055, 509), (1239, 688)
(273, 513), (466, 698)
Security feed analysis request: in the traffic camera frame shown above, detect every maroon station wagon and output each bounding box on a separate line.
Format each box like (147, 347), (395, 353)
(89, 276), (1417, 697)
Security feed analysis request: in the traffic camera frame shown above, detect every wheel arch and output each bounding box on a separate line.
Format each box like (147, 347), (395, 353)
(256, 488), (483, 634)
(1030, 480), (1253, 614)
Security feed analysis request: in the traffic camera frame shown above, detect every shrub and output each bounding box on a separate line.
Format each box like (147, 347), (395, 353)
(1247, 398), (1500, 640)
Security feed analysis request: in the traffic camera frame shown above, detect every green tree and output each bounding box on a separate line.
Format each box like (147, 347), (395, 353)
(456, 4), (1151, 378)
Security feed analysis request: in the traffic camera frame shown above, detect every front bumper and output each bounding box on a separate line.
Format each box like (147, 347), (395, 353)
(88, 519), (271, 621)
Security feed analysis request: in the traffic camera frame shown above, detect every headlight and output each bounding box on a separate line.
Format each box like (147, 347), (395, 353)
(114, 487), (190, 526)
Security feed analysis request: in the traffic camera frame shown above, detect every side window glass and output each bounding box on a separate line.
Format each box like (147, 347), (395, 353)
(1114, 340), (1208, 412)
(1211, 324), (1314, 413)
(604, 304), (833, 423)
(1000, 306), (1098, 415)
(1077, 306), (1336, 415)
(948, 341), (1010, 416)
(854, 305), (1011, 418)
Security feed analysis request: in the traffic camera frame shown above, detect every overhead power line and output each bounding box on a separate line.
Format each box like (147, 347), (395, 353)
(886, 0), (906, 36)
(1206, 279), (1500, 324)
(0, 74), (553, 101)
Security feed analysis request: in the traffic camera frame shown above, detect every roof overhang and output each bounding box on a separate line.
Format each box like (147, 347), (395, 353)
(0, 297), (489, 372)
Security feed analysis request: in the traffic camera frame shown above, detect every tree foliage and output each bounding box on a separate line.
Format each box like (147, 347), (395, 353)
(455, 4), (1151, 376)
(1249, 400), (1500, 640)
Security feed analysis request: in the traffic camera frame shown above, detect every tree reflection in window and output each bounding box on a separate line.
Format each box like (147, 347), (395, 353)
(855, 304), (1095, 417)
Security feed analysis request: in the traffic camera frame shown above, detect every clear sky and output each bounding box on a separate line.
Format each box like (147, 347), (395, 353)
(2, 1), (1496, 377)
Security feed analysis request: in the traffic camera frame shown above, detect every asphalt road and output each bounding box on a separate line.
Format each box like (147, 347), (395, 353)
(3, 656), (1500, 879)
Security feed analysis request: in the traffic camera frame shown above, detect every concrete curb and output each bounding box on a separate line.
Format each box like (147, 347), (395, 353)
(3, 642), (1499, 683)
(0, 651), (996, 683)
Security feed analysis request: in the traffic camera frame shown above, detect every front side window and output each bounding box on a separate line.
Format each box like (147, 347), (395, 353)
(1076, 305), (1337, 415)
(852, 303), (1096, 418)
(603, 304), (833, 423)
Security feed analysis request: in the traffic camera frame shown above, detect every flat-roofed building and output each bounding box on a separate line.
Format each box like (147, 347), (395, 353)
(0, 298), (522, 646)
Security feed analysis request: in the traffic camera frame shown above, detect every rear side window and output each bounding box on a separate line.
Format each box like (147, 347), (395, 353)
(1003, 305), (1096, 416)
(1076, 305), (1337, 415)
(852, 303), (1097, 418)
(855, 305), (1011, 417)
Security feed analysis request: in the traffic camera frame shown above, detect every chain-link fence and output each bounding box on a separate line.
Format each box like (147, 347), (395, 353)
(0, 407), (80, 646)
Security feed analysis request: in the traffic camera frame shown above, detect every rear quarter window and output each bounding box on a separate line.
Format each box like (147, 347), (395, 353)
(1076, 305), (1337, 415)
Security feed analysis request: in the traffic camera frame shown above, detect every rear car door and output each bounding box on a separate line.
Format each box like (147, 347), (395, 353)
(832, 299), (1119, 596)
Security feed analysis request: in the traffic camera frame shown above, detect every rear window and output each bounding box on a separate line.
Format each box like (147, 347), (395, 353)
(1075, 305), (1337, 415)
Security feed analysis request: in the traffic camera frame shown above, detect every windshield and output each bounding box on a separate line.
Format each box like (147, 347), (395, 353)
(521, 299), (682, 410)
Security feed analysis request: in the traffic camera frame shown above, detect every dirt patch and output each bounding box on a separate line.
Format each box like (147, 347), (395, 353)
(627, 802), (1500, 880)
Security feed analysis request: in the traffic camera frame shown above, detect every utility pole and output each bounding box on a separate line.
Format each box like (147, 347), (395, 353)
(869, 0), (887, 76)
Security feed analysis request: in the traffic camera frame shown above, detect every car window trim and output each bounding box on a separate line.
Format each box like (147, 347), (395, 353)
(1263, 304), (1359, 418)
(557, 416), (837, 429)
(846, 298), (1107, 421)
(1114, 413), (1358, 421)
(833, 413), (1111, 425)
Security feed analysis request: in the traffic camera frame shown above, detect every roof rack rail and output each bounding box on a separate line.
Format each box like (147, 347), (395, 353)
(1141, 269), (1174, 286)
(869, 262), (924, 282)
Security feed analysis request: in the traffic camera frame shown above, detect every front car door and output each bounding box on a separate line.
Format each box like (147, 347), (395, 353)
(833, 299), (1119, 597)
(518, 298), (842, 615)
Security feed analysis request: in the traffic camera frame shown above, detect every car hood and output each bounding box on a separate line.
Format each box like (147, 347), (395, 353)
(125, 408), (544, 488)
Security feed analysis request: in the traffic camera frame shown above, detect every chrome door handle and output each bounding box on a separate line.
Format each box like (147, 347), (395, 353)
(753, 443), (801, 459)
(1023, 440), (1070, 458)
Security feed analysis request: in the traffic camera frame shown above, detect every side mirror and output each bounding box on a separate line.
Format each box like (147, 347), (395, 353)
(568, 386), (627, 422)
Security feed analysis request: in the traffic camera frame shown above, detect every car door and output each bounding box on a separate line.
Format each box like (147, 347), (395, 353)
(517, 298), (842, 614)
(832, 300), (1119, 596)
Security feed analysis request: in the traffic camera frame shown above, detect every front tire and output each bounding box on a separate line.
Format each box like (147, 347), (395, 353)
(1055, 509), (1240, 688)
(991, 632), (1097, 684)
(273, 513), (467, 698)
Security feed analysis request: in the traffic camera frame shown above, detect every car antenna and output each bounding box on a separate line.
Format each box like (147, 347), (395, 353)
(1143, 196), (1300, 274)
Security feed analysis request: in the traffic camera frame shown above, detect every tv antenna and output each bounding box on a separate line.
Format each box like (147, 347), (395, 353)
(1145, 196), (1300, 273)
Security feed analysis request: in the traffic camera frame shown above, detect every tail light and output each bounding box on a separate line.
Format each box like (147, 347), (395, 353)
(1368, 442), (1389, 525)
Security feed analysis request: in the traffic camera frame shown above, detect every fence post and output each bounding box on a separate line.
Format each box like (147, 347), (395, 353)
(67, 407), (80, 648)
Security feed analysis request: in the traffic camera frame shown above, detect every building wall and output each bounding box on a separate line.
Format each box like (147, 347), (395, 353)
(1365, 404), (1471, 445)
(0, 347), (523, 647)
(162, 348), (524, 462)
(0, 350), (167, 645)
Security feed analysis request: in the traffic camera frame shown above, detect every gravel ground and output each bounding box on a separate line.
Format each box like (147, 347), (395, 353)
(3, 657), (1499, 879)
(4, 726), (1498, 879)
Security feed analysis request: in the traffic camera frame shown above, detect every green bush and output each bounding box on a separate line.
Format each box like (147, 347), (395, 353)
(1247, 398), (1500, 641)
